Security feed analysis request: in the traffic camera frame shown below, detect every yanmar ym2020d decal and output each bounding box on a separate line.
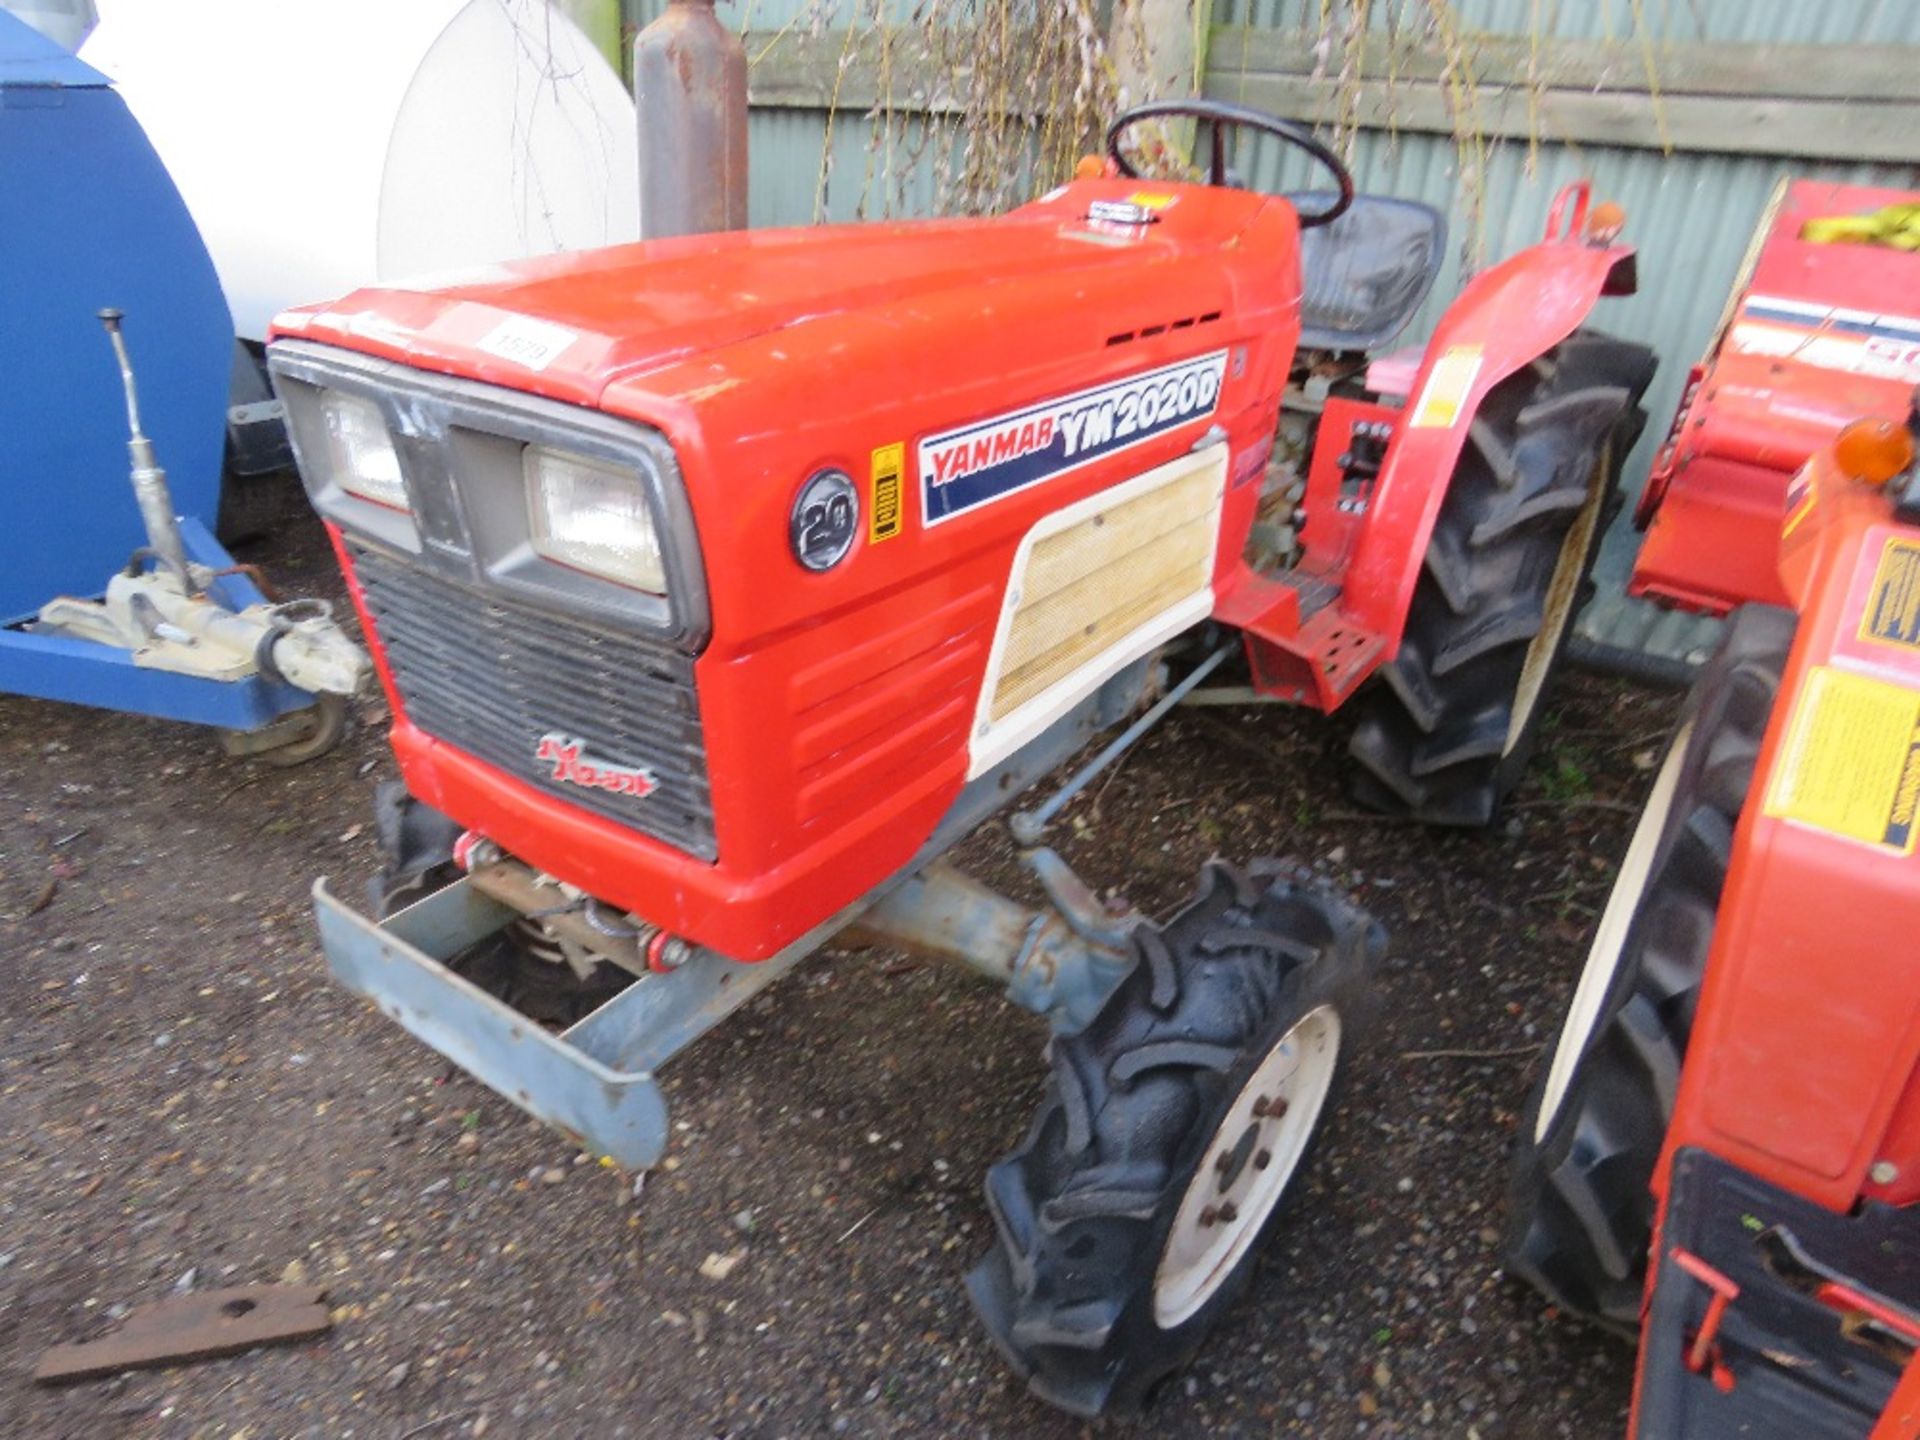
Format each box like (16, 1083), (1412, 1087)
(919, 350), (1227, 525)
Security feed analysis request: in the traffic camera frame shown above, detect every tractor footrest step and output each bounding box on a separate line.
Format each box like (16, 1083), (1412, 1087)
(1636, 1147), (1920, 1439)
(1217, 570), (1385, 709)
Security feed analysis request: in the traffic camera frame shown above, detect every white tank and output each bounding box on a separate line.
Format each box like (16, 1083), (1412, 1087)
(82, 0), (641, 341)
(3, 0), (97, 51)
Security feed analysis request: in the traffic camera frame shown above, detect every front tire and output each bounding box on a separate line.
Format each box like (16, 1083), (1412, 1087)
(1347, 332), (1657, 825)
(967, 860), (1382, 1416)
(1504, 605), (1793, 1331)
(370, 780), (463, 916)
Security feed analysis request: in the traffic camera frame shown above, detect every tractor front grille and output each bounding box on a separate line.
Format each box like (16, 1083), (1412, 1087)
(350, 542), (715, 860)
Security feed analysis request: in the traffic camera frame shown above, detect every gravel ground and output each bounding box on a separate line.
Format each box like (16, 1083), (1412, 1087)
(0, 509), (1676, 1439)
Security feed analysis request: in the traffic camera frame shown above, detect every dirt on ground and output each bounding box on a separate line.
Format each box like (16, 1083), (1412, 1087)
(0, 509), (1679, 1439)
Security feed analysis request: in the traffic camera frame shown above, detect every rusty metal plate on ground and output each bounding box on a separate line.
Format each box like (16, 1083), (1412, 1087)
(33, 1284), (331, 1384)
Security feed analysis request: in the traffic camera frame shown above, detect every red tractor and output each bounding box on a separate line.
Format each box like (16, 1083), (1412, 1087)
(1631, 179), (1920, 617)
(1507, 181), (1920, 1437)
(269, 99), (1652, 1414)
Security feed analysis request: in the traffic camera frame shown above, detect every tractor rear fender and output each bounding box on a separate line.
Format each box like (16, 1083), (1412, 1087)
(1341, 232), (1636, 655)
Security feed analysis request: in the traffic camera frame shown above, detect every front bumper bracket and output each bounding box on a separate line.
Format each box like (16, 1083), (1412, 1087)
(312, 876), (807, 1170)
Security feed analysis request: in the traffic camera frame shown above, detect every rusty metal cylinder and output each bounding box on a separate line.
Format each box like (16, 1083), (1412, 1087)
(633, 0), (748, 239)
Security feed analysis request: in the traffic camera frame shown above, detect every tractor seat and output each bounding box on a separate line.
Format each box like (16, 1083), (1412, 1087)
(1289, 192), (1446, 353)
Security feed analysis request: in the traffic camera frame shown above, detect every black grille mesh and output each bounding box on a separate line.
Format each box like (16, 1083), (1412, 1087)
(351, 544), (715, 859)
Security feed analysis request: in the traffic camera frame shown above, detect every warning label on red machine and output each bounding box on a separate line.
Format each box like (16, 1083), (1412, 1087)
(869, 442), (905, 543)
(1860, 536), (1920, 653)
(1763, 664), (1920, 854)
(1731, 296), (1920, 386)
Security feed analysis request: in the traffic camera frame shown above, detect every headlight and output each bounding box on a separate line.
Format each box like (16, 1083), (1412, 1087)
(526, 445), (666, 594)
(321, 391), (407, 511)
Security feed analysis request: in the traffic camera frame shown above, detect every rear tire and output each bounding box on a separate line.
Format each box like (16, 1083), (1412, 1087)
(1347, 332), (1657, 825)
(1503, 604), (1793, 1332)
(968, 860), (1382, 1416)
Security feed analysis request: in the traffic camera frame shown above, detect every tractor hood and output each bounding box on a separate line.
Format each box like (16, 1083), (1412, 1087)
(273, 178), (1313, 969)
(271, 179), (1290, 414)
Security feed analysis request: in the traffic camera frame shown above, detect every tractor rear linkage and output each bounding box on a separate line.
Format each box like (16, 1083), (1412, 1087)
(316, 653), (1221, 1171)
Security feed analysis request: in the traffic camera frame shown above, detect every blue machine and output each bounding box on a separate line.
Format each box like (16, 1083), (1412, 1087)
(0, 12), (361, 742)
(0, 14), (226, 615)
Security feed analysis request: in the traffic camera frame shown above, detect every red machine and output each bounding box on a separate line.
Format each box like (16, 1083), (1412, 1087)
(1632, 178), (1920, 615)
(278, 148), (1643, 962)
(1509, 181), (1920, 1439)
(270, 99), (1652, 1414)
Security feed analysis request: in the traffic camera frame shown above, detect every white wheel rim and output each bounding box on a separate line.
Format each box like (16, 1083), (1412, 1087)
(1152, 1005), (1342, 1328)
(1505, 444), (1611, 755)
(1534, 721), (1691, 1141)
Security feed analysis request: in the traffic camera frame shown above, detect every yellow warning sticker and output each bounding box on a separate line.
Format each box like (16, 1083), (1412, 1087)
(869, 442), (904, 543)
(1860, 536), (1920, 653)
(1127, 191), (1177, 210)
(1763, 664), (1920, 854)
(1409, 345), (1484, 429)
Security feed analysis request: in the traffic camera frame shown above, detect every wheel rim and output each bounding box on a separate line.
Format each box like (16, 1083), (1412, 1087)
(258, 692), (351, 767)
(1505, 443), (1611, 756)
(1152, 1004), (1342, 1328)
(1534, 721), (1691, 1141)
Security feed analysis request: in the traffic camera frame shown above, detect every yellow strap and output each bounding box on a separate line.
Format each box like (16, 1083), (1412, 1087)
(1801, 203), (1920, 249)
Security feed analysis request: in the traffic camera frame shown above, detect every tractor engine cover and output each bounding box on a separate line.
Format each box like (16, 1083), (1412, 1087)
(269, 179), (1305, 961)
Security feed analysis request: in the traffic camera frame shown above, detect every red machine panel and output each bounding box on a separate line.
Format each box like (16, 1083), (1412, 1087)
(1633, 179), (1920, 616)
(1656, 454), (1920, 1215)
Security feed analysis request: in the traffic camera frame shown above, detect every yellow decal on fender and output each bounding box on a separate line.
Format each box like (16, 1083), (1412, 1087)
(1763, 664), (1920, 854)
(1409, 345), (1484, 429)
(1781, 463), (1818, 540)
(1860, 536), (1920, 653)
(870, 442), (905, 542)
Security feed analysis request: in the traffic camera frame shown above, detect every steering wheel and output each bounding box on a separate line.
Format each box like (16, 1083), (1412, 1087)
(1106, 98), (1355, 229)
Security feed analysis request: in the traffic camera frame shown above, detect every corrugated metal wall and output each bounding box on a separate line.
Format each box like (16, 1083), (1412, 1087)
(626, 0), (1920, 664)
(1219, 0), (1920, 44)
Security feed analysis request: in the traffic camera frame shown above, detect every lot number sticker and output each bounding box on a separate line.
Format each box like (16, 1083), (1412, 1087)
(476, 315), (580, 372)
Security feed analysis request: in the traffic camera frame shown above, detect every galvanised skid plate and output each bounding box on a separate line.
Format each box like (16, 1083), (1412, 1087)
(312, 875), (808, 1172)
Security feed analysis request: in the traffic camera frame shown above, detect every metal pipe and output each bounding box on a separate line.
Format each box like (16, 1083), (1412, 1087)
(632, 0), (747, 239)
(1009, 642), (1235, 845)
(845, 859), (1135, 1033)
(97, 308), (192, 591)
(845, 862), (1030, 986)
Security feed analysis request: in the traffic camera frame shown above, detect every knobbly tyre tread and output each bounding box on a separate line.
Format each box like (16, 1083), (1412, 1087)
(967, 859), (1384, 1416)
(214, 464), (307, 546)
(1347, 332), (1658, 825)
(1504, 604), (1795, 1333)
